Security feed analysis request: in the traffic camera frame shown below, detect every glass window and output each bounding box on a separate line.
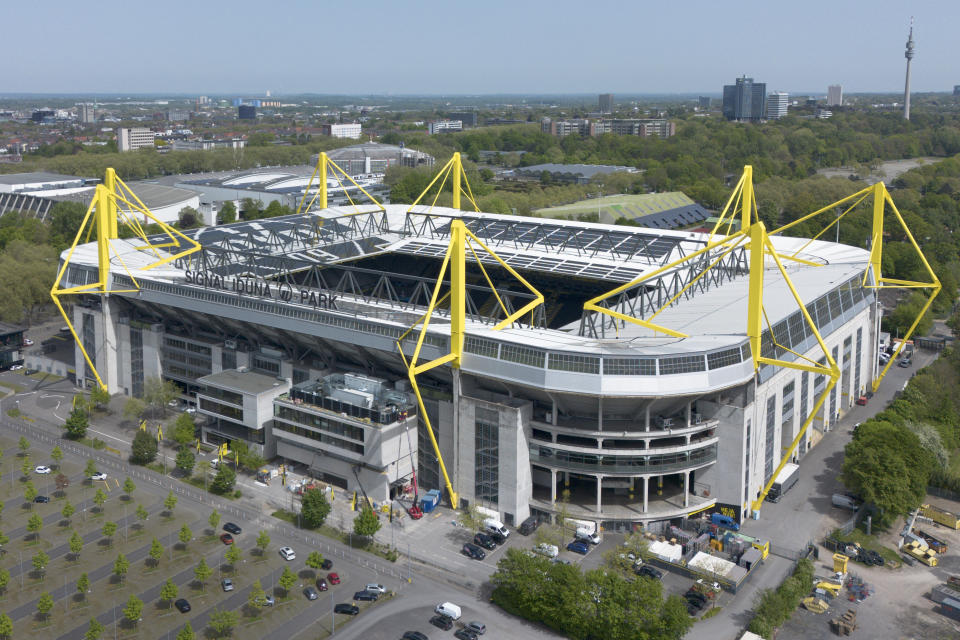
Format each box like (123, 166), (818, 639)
(707, 348), (741, 370)
(603, 358), (656, 375)
(500, 344), (545, 368)
(658, 355), (705, 375)
(548, 353), (600, 374)
(475, 407), (499, 505)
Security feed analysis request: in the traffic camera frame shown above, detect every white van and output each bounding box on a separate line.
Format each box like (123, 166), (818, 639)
(483, 518), (509, 539)
(575, 528), (601, 545)
(435, 602), (462, 620)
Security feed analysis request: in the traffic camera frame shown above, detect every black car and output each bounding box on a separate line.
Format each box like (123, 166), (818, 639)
(684, 590), (707, 606)
(334, 603), (359, 615)
(33, 495), (50, 503)
(473, 533), (497, 550)
(462, 542), (486, 560)
(222, 522), (242, 535)
(353, 590), (378, 601)
(174, 599), (191, 613)
(454, 630), (478, 640)
(429, 615), (454, 631)
(518, 515), (541, 536)
(636, 564), (663, 580)
(402, 633), (429, 640)
(489, 531), (507, 545)
(321, 558), (333, 570)
(303, 586), (319, 601)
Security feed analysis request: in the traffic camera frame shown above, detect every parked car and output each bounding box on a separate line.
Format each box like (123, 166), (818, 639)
(353, 590), (378, 601)
(174, 599), (191, 613)
(534, 543), (559, 558)
(9, 364), (22, 371)
(316, 578), (328, 591)
(321, 558), (333, 570)
(327, 572), (340, 585)
(566, 541), (590, 555)
(518, 515), (541, 536)
(22, 338), (34, 346)
(898, 358), (912, 368)
(454, 629), (478, 640)
(259, 594), (274, 607)
(489, 530), (507, 544)
(364, 583), (385, 594)
(221, 578), (234, 592)
(636, 564), (663, 580)
(278, 546), (296, 560)
(430, 614), (454, 631)
(403, 632), (429, 640)
(33, 495), (50, 503)
(334, 603), (359, 615)
(462, 543), (486, 560)
(90, 472), (107, 481)
(473, 532), (497, 550)
(222, 522), (241, 535)
(304, 586), (319, 601)
(465, 621), (487, 635)
(34, 465), (51, 474)
(220, 533), (234, 545)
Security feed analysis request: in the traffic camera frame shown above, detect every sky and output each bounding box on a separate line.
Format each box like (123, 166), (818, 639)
(5, 0), (957, 95)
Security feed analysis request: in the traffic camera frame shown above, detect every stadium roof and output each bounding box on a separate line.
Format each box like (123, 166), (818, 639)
(536, 192), (712, 230)
(0, 172), (85, 186)
(516, 163), (637, 179)
(323, 142), (433, 163)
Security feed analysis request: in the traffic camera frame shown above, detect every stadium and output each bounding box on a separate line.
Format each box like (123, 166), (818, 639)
(50, 155), (937, 530)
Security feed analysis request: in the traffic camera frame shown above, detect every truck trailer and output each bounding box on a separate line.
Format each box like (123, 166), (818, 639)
(766, 463), (800, 503)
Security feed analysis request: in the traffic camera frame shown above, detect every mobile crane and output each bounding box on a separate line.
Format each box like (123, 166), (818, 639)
(404, 421), (423, 519)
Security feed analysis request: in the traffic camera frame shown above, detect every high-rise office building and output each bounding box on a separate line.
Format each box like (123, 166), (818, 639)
(954, 85), (960, 97)
(722, 76), (767, 122)
(698, 96), (711, 110)
(117, 127), (154, 152)
(79, 103), (96, 124)
(238, 105), (257, 120)
(827, 85), (843, 107)
(766, 92), (789, 120)
(599, 93), (613, 114)
(448, 112), (478, 127)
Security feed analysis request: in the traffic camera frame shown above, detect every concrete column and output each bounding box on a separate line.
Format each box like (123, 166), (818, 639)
(551, 396), (558, 426)
(644, 404), (650, 431)
(686, 401), (692, 428)
(684, 470), (690, 507)
(550, 470), (557, 504)
(598, 397), (603, 432)
(643, 476), (649, 513)
(596, 475), (603, 513)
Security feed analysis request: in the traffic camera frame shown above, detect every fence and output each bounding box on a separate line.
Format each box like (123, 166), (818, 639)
(927, 485), (960, 503)
(836, 502), (871, 536)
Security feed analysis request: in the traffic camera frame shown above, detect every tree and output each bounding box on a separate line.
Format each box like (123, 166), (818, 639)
(208, 509), (221, 532)
(122, 593), (143, 627)
(18, 436), (30, 454)
(255, 530), (270, 555)
(194, 558), (212, 590)
(0, 568), (9, 594)
(84, 459), (99, 477)
(89, 385), (111, 411)
(457, 504), (485, 531)
(24, 481), (38, 504)
(55, 473), (70, 493)
(353, 505), (381, 538)
(122, 477), (136, 499)
(36, 591), (54, 621)
(175, 448), (195, 475)
(0, 531), (7, 547)
(131, 429), (158, 464)
(69, 530), (84, 557)
(149, 537), (164, 565)
(218, 200), (237, 225)
(50, 445), (63, 468)
(172, 413), (196, 446)
(76, 572), (90, 597)
(113, 553), (129, 582)
(179, 523), (193, 547)
(142, 377), (180, 416)
(225, 544), (241, 570)
(135, 503), (149, 526)
(178, 206), (200, 229)
(211, 465), (236, 494)
(31, 550), (49, 578)
(160, 578), (178, 605)
(102, 521), (118, 546)
(208, 609), (238, 637)
(83, 617), (105, 640)
(27, 512), (43, 539)
(20, 455), (32, 478)
(93, 488), (107, 510)
(277, 566), (297, 595)
(300, 488), (331, 528)
(165, 491), (178, 512)
(305, 551), (325, 574)
(0, 613), (12, 639)
(64, 408), (89, 439)
(248, 579), (266, 613)
(176, 622), (195, 640)
(122, 397), (146, 422)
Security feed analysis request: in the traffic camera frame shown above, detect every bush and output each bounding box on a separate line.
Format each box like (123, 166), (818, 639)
(131, 430), (158, 464)
(746, 558), (814, 639)
(211, 466), (236, 495)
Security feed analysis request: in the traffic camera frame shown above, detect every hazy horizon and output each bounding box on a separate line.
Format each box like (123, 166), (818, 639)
(5, 0), (956, 95)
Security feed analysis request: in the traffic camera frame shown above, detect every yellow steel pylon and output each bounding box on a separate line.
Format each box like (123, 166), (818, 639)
(406, 152), (479, 213)
(295, 151), (383, 214)
(51, 169), (202, 390)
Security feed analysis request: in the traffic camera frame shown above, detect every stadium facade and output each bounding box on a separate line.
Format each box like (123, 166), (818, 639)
(56, 168), (890, 529)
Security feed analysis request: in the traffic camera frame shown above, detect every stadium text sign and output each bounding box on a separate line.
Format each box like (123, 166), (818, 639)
(184, 271), (338, 310)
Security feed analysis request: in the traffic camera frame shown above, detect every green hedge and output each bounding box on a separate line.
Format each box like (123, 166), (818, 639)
(746, 558), (814, 639)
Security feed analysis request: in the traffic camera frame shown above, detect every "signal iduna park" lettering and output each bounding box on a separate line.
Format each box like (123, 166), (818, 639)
(184, 271), (337, 310)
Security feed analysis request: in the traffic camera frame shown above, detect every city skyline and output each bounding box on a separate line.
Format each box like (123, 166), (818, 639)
(4, 0), (956, 95)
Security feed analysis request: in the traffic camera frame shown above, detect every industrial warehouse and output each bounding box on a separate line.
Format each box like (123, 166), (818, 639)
(48, 154), (935, 531)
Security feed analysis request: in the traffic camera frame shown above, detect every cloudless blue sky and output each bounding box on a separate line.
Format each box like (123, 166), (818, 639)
(5, 0), (956, 95)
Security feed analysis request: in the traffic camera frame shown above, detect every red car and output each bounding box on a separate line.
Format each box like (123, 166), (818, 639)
(327, 572), (340, 585)
(220, 533), (234, 545)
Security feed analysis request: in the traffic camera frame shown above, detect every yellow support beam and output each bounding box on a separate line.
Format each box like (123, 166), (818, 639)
(740, 165), (754, 233)
(296, 152), (382, 215)
(747, 223), (765, 363)
(104, 168), (118, 239)
(452, 152), (462, 210)
(407, 152), (479, 213)
(450, 221), (466, 364)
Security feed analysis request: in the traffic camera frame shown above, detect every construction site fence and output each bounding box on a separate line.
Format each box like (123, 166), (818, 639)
(643, 553), (762, 595)
(926, 485), (960, 503)
(835, 502), (872, 537)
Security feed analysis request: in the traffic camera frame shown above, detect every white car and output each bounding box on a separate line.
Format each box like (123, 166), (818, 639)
(279, 546), (296, 561)
(23, 338), (34, 346)
(364, 583), (386, 594)
(34, 465), (51, 474)
(534, 543), (559, 559)
(91, 472), (107, 481)
(10, 364), (23, 370)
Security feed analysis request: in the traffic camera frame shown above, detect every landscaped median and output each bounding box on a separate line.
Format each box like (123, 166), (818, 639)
(745, 558), (815, 639)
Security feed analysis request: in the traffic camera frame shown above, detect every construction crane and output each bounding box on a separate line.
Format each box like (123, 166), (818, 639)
(404, 420), (422, 520)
